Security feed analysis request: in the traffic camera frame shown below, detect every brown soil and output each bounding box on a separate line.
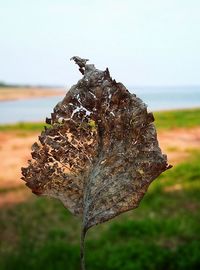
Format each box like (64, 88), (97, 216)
(0, 131), (38, 207)
(158, 127), (200, 165)
(0, 127), (199, 207)
(0, 87), (66, 101)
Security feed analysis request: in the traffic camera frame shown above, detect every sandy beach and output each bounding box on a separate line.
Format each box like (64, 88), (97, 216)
(0, 87), (66, 101)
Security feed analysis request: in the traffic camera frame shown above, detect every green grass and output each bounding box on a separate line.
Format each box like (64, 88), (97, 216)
(154, 108), (200, 129)
(0, 122), (49, 132)
(0, 151), (200, 269)
(0, 108), (200, 269)
(0, 108), (199, 133)
(0, 185), (26, 194)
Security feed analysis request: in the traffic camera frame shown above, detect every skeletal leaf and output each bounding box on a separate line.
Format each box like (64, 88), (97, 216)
(21, 57), (172, 269)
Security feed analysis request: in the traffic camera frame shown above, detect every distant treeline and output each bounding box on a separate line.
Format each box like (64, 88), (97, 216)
(0, 81), (63, 89)
(0, 81), (21, 88)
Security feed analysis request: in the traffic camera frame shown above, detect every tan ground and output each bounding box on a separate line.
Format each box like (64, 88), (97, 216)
(0, 127), (199, 207)
(158, 127), (200, 165)
(0, 87), (66, 101)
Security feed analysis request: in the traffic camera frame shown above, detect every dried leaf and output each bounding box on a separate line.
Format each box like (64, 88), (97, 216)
(21, 57), (172, 269)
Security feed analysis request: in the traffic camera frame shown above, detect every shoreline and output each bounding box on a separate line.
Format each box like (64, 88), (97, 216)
(152, 105), (200, 113)
(0, 87), (66, 102)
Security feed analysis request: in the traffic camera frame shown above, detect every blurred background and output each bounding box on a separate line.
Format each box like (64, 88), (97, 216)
(0, 1), (200, 269)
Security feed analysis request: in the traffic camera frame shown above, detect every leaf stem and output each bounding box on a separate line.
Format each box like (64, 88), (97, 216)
(80, 227), (87, 270)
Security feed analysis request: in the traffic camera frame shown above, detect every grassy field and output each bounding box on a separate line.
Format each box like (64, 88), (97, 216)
(154, 108), (200, 129)
(0, 108), (200, 270)
(0, 122), (46, 132)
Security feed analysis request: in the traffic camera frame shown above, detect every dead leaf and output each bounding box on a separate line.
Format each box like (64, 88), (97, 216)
(21, 56), (172, 269)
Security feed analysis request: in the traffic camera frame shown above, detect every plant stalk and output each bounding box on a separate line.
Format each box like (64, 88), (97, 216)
(80, 227), (87, 270)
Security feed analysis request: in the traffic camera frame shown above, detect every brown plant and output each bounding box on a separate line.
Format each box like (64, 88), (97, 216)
(21, 57), (172, 269)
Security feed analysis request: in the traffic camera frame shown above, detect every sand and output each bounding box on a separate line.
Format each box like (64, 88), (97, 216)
(0, 127), (199, 207)
(0, 87), (66, 101)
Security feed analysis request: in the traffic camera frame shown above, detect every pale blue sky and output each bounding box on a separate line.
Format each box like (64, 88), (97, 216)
(0, 0), (200, 87)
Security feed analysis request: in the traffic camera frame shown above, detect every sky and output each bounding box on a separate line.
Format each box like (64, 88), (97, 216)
(0, 0), (200, 87)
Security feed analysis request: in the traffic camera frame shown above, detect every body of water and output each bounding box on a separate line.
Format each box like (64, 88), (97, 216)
(133, 86), (200, 112)
(1, 96), (62, 124)
(0, 86), (200, 124)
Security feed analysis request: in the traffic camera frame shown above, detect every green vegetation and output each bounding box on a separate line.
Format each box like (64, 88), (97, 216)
(0, 108), (200, 269)
(154, 108), (200, 129)
(0, 152), (200, 269)
(0, 81), (7, 87)
(0, 82), (28, 88)
(0, 82), (61, 88)
(0, 185), (26, 194)
(0, 122), (49, 132)
(0, 108), (199, 133)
